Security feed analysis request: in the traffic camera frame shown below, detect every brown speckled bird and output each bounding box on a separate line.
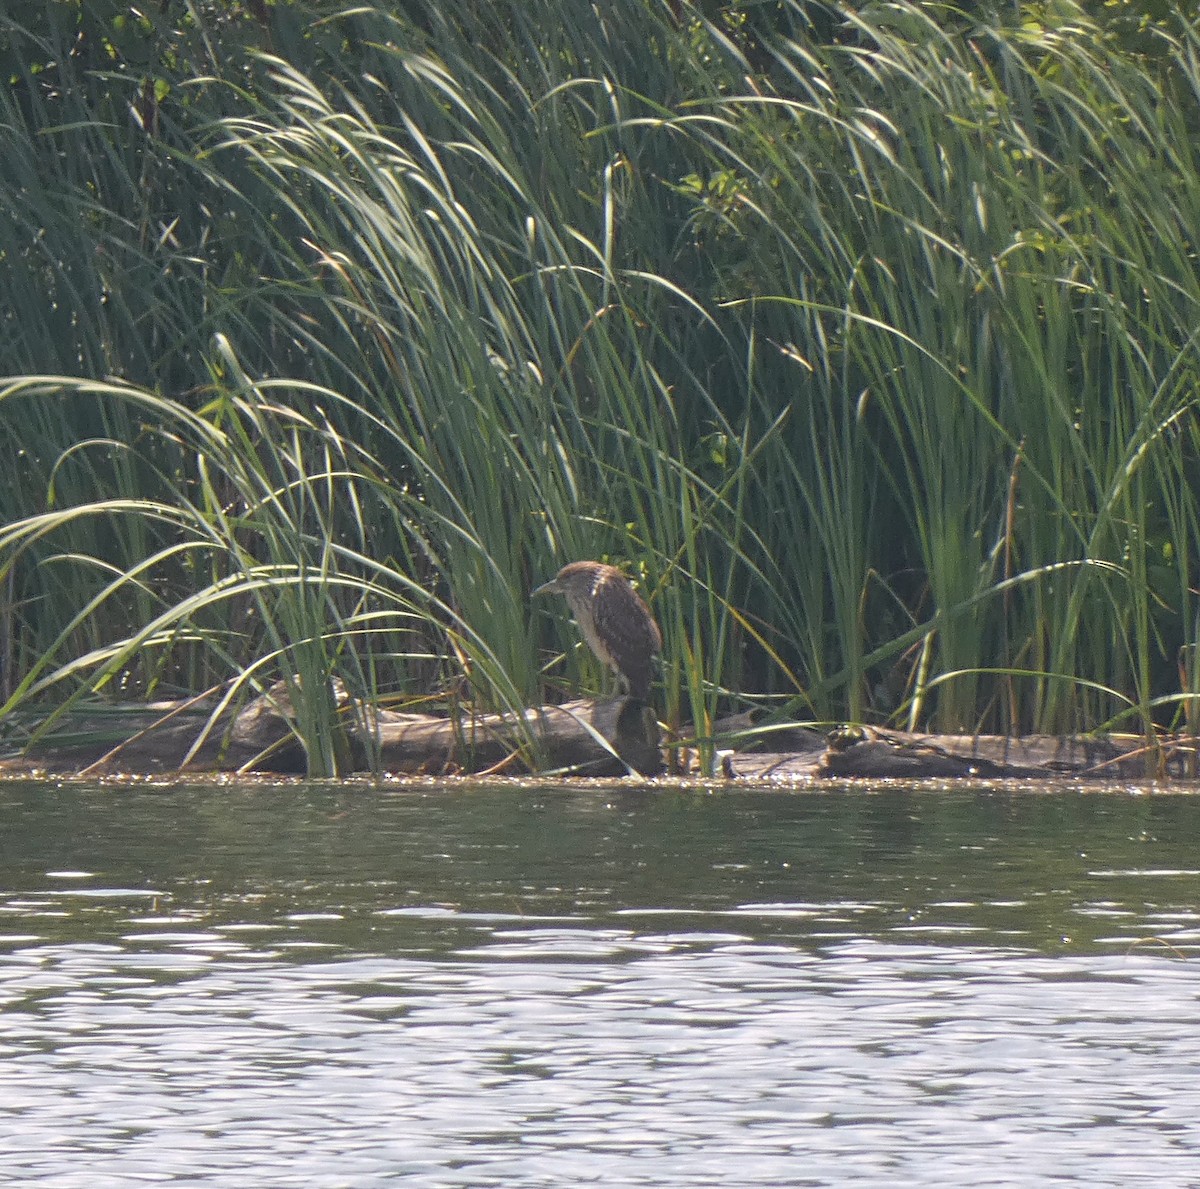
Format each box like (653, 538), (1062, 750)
(533, 561), (662, 701)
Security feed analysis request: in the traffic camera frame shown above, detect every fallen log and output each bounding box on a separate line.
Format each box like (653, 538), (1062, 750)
(361, 696), (662, 776)
(0, 685), (663, 777)
(2, 693), (1196, 782)
(729, 724), (1200, 782)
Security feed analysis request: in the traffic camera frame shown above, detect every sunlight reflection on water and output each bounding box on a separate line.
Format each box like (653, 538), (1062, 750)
(1, 782), (1199, 1185)
(2, 936), (1199, 1187)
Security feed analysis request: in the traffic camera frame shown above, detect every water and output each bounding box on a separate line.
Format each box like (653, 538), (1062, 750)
(2, 779), (1199, 1186)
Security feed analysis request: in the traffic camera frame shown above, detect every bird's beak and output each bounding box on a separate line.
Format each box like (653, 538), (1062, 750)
(531, 579), (558, 597)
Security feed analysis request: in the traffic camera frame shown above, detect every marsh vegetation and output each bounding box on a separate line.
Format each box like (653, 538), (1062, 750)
(1, 1), (1198, 773)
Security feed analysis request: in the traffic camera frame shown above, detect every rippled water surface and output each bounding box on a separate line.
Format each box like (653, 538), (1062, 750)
(3, 779), (1200, 1186)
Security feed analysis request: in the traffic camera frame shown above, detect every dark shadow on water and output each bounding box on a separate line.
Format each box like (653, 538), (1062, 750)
(0, 780), (1196, 956)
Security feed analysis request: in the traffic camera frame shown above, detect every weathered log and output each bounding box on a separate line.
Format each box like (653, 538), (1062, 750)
(0, 699), (254, 774)
(361, 697), (662, 776)
(1, 686), (663, 777)
(815, 725), (1198, 781)
(725, 724), (1200, 781)
(706, 708), (826, 752)
(3, 694), (1194, 783)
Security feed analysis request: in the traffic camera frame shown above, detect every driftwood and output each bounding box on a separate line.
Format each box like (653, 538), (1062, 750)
(2, 689), (1197, 782)
(361, 696), (662, 776)
(729, 724), (1200, 782)
(0, 685), (663, 777)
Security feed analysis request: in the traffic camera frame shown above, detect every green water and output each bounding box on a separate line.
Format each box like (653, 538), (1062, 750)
(2, 780), (1199, 1185)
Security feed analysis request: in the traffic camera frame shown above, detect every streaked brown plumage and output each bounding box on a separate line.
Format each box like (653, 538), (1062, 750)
(532, 561), (662, 701)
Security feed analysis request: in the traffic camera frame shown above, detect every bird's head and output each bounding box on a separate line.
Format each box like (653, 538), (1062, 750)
(531, 561), (601, 600)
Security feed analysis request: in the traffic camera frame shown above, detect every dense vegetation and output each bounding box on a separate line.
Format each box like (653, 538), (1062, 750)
(2, 0), (1198, 773)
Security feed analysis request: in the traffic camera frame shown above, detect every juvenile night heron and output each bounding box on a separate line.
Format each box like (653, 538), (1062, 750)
(533, 561), (662, 701)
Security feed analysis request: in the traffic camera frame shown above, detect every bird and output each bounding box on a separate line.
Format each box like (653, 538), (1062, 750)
(532, 561), (662, 702)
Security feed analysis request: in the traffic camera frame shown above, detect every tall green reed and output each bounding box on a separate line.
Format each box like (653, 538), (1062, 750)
(654, 2), (1200, 738)
(2, 1), (1199, 773)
